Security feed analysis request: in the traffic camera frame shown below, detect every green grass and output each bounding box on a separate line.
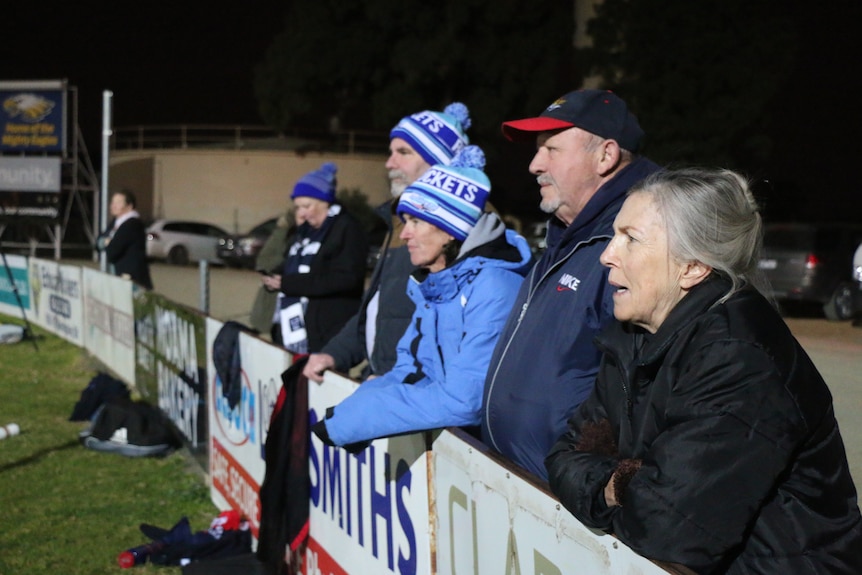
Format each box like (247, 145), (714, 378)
(0, 316), (219, 575)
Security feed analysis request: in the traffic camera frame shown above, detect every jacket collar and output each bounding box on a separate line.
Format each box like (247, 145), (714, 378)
(546, 156), (661, 250)
(597, 275), (733, 366)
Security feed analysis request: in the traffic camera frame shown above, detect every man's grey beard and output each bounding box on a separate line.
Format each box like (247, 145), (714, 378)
(540, 199), (560, 214)
(537, 174), (559, 214)
(389, 170), (408, 197)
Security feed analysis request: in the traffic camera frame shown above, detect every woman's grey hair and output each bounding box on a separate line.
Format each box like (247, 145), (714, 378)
(630, 167), (772, 303)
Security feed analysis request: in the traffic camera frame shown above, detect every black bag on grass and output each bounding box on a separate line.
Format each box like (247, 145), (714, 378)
(69, 371), (130, 421)
(80, 398), (182, 457)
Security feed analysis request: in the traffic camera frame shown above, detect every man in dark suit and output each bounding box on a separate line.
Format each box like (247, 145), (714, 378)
(98, 190), (153, 290)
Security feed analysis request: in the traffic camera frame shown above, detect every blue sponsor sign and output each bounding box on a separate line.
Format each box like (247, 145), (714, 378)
(0, 81), (66, 153)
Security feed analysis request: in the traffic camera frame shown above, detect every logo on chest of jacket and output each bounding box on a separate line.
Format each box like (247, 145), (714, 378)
(556, 273), (581, 292)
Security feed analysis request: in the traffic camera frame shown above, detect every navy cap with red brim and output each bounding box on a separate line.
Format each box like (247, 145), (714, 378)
(501, 117), (575, 141)
(499, 89), (645, 151)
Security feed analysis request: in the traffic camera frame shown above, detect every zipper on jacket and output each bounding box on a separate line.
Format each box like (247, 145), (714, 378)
(517, 302), (528, 322)
(613, 360), (634, 418)
(596, 338), (635, 420)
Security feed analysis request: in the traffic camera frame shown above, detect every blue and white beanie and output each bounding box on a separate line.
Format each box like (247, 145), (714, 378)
(291, 162), (337, 203)
(390, 102), (471, 166)
(396, 145), (489, 241)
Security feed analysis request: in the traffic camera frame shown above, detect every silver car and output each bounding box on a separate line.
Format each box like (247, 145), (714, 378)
(146, 219), (229, 265)
(854, 243), (862, 287)
(759, 222), (862, 321)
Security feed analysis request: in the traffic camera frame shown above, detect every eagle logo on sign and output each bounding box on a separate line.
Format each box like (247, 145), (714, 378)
(3, 93), (56, 122)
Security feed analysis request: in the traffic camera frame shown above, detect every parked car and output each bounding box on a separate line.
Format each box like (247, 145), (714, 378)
(217, 217), (279, 269)
(146, 219), (229, 266)
(854, 242), (862, 290)
(758, 222), (862, 321)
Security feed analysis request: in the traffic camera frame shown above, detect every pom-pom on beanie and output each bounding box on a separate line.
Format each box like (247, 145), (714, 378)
(396, 145), (489, 241)
(390, 102), (471, 166)
(291, 162), (338, 203)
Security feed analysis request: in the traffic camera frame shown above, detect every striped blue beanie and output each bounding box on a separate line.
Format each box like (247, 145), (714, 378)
(396, 145), (489, 241)
(291, 162), (337, 203)
(390, 102), (471, 166)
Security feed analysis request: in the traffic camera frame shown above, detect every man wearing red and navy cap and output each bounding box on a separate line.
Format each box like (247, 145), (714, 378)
(480, 89), (662, 481)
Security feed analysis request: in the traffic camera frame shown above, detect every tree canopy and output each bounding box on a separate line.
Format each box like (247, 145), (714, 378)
(255, 0), (573, 136)
(584, 0), (797, 176)
(253, 0), (576, 218)
(254, 0), (574, 141)
(254, 1), (860, 223)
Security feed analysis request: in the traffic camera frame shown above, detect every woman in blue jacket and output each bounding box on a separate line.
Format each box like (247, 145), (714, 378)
(312, 146), (532, 448)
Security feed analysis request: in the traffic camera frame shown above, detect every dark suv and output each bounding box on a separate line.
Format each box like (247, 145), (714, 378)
(758, 222), (862, 321)
(216, 217), (279, 269)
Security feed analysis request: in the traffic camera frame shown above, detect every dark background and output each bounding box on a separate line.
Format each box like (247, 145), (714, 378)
(4, 4), (283, 141)
(4, 2), (862, 225)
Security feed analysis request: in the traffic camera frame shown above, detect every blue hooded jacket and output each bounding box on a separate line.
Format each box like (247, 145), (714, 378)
(481, 157), (661, 480)
(323, 214), (532, 446)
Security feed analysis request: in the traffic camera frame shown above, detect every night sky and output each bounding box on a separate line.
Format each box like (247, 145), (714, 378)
(752, 2), (862, 223)
(5, 3), (862, 224)
(5, 4), (284, 148)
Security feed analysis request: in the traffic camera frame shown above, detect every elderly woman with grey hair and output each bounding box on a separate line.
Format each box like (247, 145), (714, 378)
(545, 168), (862, 574)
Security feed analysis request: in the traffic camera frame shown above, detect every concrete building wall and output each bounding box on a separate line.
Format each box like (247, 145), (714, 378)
(108, 148), (389, 234)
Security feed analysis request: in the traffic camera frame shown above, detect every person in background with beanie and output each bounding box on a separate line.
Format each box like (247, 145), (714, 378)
(261, 162), (368, 354)
(97, 190), (153, 290)
(311, 146), (532, 449)
(248, 208), (303, 336)
(480, 89), (662, 481)
(303, 102), (473, 382)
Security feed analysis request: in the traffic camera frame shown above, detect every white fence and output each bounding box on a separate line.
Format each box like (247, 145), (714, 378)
(1, 256), (681, 575)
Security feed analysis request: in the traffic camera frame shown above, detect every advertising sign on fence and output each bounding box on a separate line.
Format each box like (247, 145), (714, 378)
(4, 259), (678, 575)
(0, 254), (29, 318)
(82, 267), (135, 384)
(432, 430), (671, 575)
(28, 257), (83, 346)
(135, 292), (209, 467)
(206, 317), (291, 538)
(306, 373), (434, 575)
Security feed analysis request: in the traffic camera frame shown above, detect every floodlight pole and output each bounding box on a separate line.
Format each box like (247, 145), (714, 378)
(99, 90), (113, 273)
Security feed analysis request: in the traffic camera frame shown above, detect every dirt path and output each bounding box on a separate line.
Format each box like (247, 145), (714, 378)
(784, 317), (862, 483)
